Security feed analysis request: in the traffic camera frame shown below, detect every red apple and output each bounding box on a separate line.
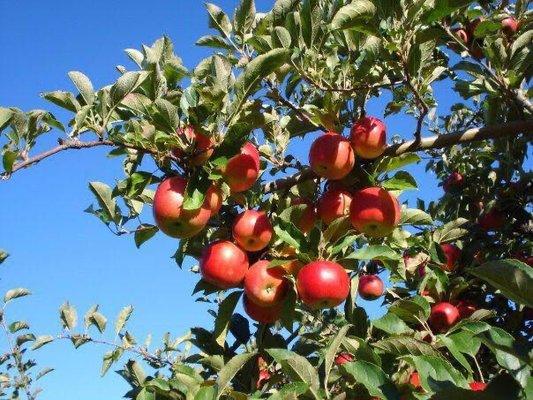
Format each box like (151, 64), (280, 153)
(291, 198), (317, 233)
(350, 116), (387, 159)
(172, 126), (214, 166)
(243, 294), (283, 324)
(200, 241), (249, 289)
(456, 300), (477, 319)
(358, 274), (385, 301)
(453, 28), (469, 44)
(256, 368), (271, 389)
(296, 260), (350, 309)
(244, 260), (289, 307)
(224, 142), (260, 192)
(350, 187), (401, 238)
(334, 352), (353, 366)
(440, 243), (461, 272)
(513, 252), (533, 267)
(232, 209), (273, 252)
(443, 171), (464, 192)
(501, 17), (518, 35)
(317, 188), (353, 224)
(470, 41), (484, 59)
(478, 209), (504, 231)
(469, 381), (487, 391)
(429, 302), (460, 333)
(153, 176), (211, 238)
(309, 132), (355, 180)
(205, 184), (223, 216)
(409, 372), (422, 390)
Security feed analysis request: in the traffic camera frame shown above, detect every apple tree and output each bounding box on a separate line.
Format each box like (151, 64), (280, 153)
(0, 0), (532, 399)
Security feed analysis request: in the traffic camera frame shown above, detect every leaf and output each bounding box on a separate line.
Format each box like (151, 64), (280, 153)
(115, 305), (134, 334)
(346, 245), (400, 261)
(134, 224), (159, 248)
(68, 71), (95, 105)
(373, 153), (421, 174)
(234, 0), (255, 34)
(153, 98), (179, 132)
(323, 325), (351, 389)
(36, 367), (54, 380)
(400, 208), (433, 225)
(88, 311), (107, 334)
(195, 386), (216, 400)
(341, 337), (381, 366)
(59, 302), (77, 330)
(101, 348), (123, 376)
(196, 35), (231, 49)
(467, 259), (533, 308)
(340, 361), (400, 400)
(273, 221), (306, 251)
(331, 0), (376, 30)
(206, 3), (232, 37)
(8, 321), (29, 333)
(88, 182), (117, 223)
(267, 382), (309, 400)
(215, 351), (256, 398)
(433, 218), (469, 243)
(372, 313), (414, 335)
(4, 288), (31, 303)
(0, 108), (13, 130)
(381, 171), (418, 191)
(110, 71), (149, 106)
(273, 26), (292, 49)
(213, 291), (242, 347)
(404, 355), (468, 391)
(272, 0), (298, 25)
(32, 335), (54, 350)
(439, 336), (473, 373)
(0, 250), (8, 264)
(3, 150), (18, 173)
(476, 326), (531, 368)
(389, 296), (430, 323)
(373, 336), (440, 357)
(41, 91), (80, 112)
(267, 349), (320, 398)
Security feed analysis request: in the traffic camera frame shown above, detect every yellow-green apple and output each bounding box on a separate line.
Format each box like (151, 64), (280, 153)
(200, 241), (249, 289)
(296, 260), (350, 309)
(429, 302), (460, 333)
(243, 294), (283, 324)
(232, 209), (273, 252)
(318, 188), (353, 224)
(358, 274), (385, 301)
(350, 116), (387, 159)
(291, 198), (317, 233)
(244, 260), (289, 307)
(440, 243), (461, 272)
(501, 17), (518, 35)
(172, 126), (214, 166)
(309, 132), (355, 180)
(350, 187), (401, 238)
(224, 142), (260, 192)
(153, 176), (211, 238)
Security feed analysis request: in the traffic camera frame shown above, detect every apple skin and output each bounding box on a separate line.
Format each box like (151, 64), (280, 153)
(469, 381), (487, 391)
(429, 302), (460, 333)
(296, 260), (350, 310)
(153, 176), (211, 238)
(173, 126), (214, 166)
(200, 241), (249, 289)
(224, 142), (260, 193)
(358, 275), (385, 301)
(501, 17), (518, 35)
(318, 189), (353, 224)
(456, 300), (477, 319)
(292, 198), (317, 233)
(453, 28), (469, 44)
(309, 132), (355, 180)
(243, 294), (283, 324)
(443, 171), (464, 192)
(232, 210), (273, 252)
(350, 116), (387, 159)
(350, 187), (401, 238)
(440, 243), (461, 272)
(205, 185), (223, 216)
(409, 372), (422, 390)
(334, 352), (353, 366)
(478, 209), (504, 231)
(244, 260), (289, 307)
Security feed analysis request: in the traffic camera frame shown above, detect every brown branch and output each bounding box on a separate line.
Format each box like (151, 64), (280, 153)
(263, 167), (316, 194)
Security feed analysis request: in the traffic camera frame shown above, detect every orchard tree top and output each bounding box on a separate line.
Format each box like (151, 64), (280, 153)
(0, 0), (532, 399)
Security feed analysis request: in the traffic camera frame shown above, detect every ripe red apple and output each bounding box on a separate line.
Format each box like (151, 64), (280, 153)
(205, 185), (223, 216)
(469, 381), (487, 391)
(429, 302), (460, 333)
(296, 260), (350, 309)
(443, 171), (464, 192)
(453, 28), (469, 44)
(478, 209), (504, 231)
(223, 142), (260, 192)
(501, 17), (518, 35)
(440, 243), (461, 272)
(243, 294), (283, 324)
(334, 352), (353, 366)
(470, 41), (484, 59)
(358, 274), (385, 301)
(172, 126), (214, 166)
(409, 372), (422, 390)
(256, 368), (271, 389)
(317, 188), (353, 224)
(350, 187), (401, 238)
(456, 300), (477, 319)
(153, 176), (211, 238)
(513, 252), (533, 267)
(309, 132), (355, 180)
(232, 209), (273, 252)
(350, 116), (387, 159)
(291, 198), (317, 233)
(200, 241), (249, 289)
(244, 260), (289, 307)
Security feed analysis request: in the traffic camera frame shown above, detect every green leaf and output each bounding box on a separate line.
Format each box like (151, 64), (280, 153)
(0, 107), (13, 130)
(101, 348), (123, 376)
(115, 305), (134, 334)
(273, 26), (292, 48)
(89, 182), (117, 223)
(339, 361), (400, 400)
(86, 309), (107, 334)
(323, 325), (351, 390)
(4, 288), (31, 303)
(439, 336), (473, 373)
(0, 250), (8, 264)
(404, 355), (468, 391)
(213, 291), (242, 347)
(345, 245), (400, 261)
(373, 153), (421, 174)
(36, 367), (54, 381)
(8, 321), (29, 333)
(342, 336), (381, 366)
(110, 71), (149, 106)
(41, 91), (80, 112)
(267, 382), (309, 400)
(234, 0), (255, 34)
(153, 98), (179, 132)
(68, 71), (95, 105)
(195, 386), (216, 400)
(3, 150), (18, 173)
(274, 221), (306, 251)
(400, 207), (433, 225)
(372, 313), (414, 335)
(476, 326), (531, 367)
(331, 0), (376, 30)
(196, 35), (231, 49)
(467, 259), (533, 308)
(134, 224), (158, 248)
(267, 348), (320, 397)
(31, 335), (54, 350)
(373, 336), (440, 357)
(119, 93), (152, 115)
(381, 171), (418, 190)
(433, 218), (469, 243)
(206, 3), (232, 37)
(215, 351), (256, 398)
(389, 296), (430, 324)
(59, 302), (77, 330)
(473, 20), (501, 38)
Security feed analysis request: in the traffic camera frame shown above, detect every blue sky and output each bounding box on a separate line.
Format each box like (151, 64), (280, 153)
(0, 1), (449, 398)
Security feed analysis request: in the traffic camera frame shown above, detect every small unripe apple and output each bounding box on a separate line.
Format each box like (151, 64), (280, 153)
(244, 260), (289, 307)
(456, 299), (477, 319)
(309, 132), (355, 180)
(358, 274), (385, 301)
(232, 209), (273, 252)
(478, 209), (504, 231)
(243, 294), (283, 324)
(172, 125), (214, 166)
(153, 176), (211, 238)
(317, 188), (353, 224)
(224, 142), (260, 193)
(443, 171), (464, 192)
(429, 302), (460, 333)
(440, 243), (461, 272)
(200, 241), (249, 289)
(350, 187), (401, 238)
(291, 198), (317, 233)
(350, 116), (387, 159)
(334, 352), (353, 366)
(296, 260), (350, 309)
(501, 17), (518, 35)
(469, 381), (487, 391)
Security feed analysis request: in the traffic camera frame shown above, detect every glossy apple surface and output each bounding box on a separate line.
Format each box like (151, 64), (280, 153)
(243, 294), (283, 324)
(309, 132), (355, 180)
(350, 116), (387, 159)
(291, 198), (317, 233)
(200, 241), (249, 289)
(232, 209), (273, 252)
(318, 188), (353, 224)
(244, 260), (289, 307)
(350, 187), (401, 238)
(358, 274), (385, 301)
(429, 302), (460, 333)
(224, 142), (260, 192)
(440, 243), (461, 272)
(173, 126), (214, 166)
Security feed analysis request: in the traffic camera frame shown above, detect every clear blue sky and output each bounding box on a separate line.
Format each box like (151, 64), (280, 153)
(0, 1), (447, 398)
